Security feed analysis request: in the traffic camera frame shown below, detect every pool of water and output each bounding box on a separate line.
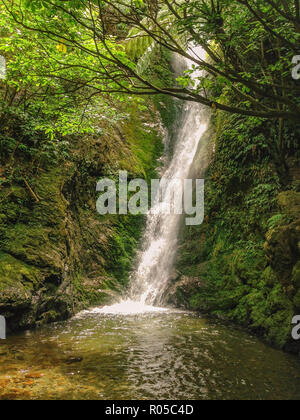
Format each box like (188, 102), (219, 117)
(0, 309), (299, 400)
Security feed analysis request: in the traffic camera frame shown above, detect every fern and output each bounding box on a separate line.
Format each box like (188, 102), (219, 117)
(124, 4), (185, 69)
(267, 214), (284, 230)
(125, 27), (154, 61)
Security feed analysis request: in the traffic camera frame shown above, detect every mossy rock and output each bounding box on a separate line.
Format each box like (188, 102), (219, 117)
(0, 85), (167, 332)
(264, 221), (300, 279)
(261, 266), (277, 288)
(292, 261), (300, 289)
(293, 289), (300, 311)
(264, 309), (294, 349)
(0, 252), (41, 291)
(278, 191), (300, 218)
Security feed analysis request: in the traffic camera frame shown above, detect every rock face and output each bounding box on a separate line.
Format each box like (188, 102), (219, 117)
(0, 103), (164, 332)
(174, 109), (300, 354)
(166, 275), (205, 308)
(265, 222), (299, 280)
(264, 192), (300, 283)
(174, 192), (300, 353)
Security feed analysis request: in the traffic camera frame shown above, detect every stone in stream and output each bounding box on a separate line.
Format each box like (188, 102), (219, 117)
(64, 356), (83, 364)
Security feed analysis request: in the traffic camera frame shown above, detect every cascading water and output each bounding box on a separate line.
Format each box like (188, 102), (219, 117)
(99, 47), (209, 315)
(3, 49), (299, 403)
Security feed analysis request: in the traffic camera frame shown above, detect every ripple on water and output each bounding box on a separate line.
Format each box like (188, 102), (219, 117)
(0, 310), (300, 400)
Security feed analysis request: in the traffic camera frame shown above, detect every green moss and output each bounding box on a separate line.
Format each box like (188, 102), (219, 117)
(38, 310), (61, 324)
(292, 262), (300, 289)
(293, 289), (300, 311)
(0, 252), (41, 290)
(176, 109), (300, 350)
(264, 309), (294, 349)
(261, 266), (277, 287)
(0, 62), (168, 331)
(103, 215), (144, 287)
(120, 104), (163, 180)
(144, 48), (180, 132)
(278, 191), (300, 217)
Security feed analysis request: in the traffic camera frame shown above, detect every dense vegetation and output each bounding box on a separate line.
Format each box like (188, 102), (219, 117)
(2, 0), (299, 120)
(173, 110), (300, 352)
(0, 6), (175, 329)
(0, 0), (299, 353)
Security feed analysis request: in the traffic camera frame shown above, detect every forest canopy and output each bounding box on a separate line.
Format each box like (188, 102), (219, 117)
(0, 0), (300, 138)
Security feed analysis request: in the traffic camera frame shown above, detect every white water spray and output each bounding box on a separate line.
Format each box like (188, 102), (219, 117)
(99, 47), (209, 315)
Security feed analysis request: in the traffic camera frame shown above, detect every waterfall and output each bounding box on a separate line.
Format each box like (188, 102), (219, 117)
(99, 47), (209, 315)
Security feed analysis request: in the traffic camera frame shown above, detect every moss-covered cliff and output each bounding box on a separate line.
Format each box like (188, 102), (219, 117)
(0, 100), (165, 331)
(170, 111), (300, 353)
(1, 37), (299, 359)
(0, 42), (180, 333)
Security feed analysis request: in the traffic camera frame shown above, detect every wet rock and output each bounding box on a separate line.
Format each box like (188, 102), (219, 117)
(264, 221), (300, 282)
(277, 191), (300, 218)
(0, 100), (164, 333)
(264, 191), (300, 285)
(25, 372), (44, 379)
(166, 276), (205, 308)
(64, 356), (83, 364)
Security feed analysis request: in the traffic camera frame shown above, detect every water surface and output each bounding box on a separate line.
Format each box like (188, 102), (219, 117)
(0, 309), (299, 400)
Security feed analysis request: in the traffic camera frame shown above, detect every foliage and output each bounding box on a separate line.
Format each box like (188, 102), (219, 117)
(1, 0), (299, 123)
(0, 2), (136, 137)
(0, 85), (166, 329)
(176, 104), (300, 349)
